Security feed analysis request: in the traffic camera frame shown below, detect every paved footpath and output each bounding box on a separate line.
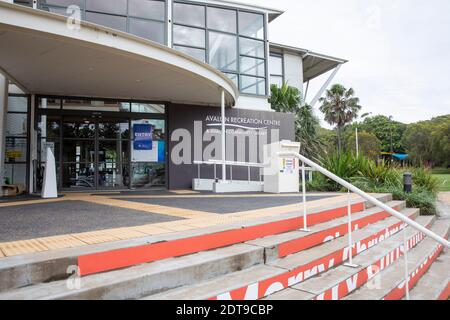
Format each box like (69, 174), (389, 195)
(437, 192), (450, 218)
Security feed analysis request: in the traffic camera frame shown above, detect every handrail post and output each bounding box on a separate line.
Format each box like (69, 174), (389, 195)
(300, 161), (310, 232)
(248, 166), (251, 183)
(214, 163), (217, 181)
(403, 227), (410, 300)
(230, 165), (233, 182)
(344, 189), (359, 268)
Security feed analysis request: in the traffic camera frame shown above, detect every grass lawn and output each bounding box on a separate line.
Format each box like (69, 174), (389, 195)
(433, 174), (450, 192)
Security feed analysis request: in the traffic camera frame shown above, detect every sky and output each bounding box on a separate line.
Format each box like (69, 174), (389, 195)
(240, 0), (450, 127)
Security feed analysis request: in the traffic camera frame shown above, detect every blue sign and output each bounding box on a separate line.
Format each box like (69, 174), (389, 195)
(133, 124), (153, 151)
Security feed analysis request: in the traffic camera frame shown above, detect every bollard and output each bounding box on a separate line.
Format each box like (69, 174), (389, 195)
(403, 172), (412, 193)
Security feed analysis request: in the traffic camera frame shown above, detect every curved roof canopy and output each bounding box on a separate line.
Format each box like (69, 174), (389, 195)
(0, 2), (238, 107)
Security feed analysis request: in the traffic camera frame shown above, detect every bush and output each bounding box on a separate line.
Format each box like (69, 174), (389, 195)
(307, 153), (438, 215)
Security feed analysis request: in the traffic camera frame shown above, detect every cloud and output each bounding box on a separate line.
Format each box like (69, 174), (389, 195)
(241, 0), (450, 126)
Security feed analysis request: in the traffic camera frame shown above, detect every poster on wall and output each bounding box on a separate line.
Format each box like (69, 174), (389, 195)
(132, 123), (165, 163)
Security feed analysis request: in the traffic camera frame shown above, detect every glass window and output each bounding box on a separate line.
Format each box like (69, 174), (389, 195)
(5, 138), (28, 163)
(7, 96), (28, 112)
(38, 115), (60, 139)
(62, 118), (96, 139)
(224, 73), (238, 87)
(63, 99), (130, 112)
(38, 97), (61, 109)
(86, 0), (127, 15)
(13, 0), (33, 7)
(6, 113), (27, 137)
(240, 75), (266, 95)
(62, 140), (95, 163)
(131, 163), (165, 187)
(40, 6), (72, 16)
(240, 56), (265, 77)
(173, 25), (205, 47)
(269, 54), (283, 76)
(207, 7), (236, 34)
(239, 12), (264, 39)
(208, 32), (237, 71)
(98, 140), (129, 163)
(173, 45), (206, 62)
(131, 103), (165, 113)
(62, 162), (95, 189)
(173, 2), (205, 28)
(98, 120), (130, 139)
(85, 11), (127, 31)
(240, 38), (265, 58)
(129, 18), (165, 43)
(132, 119), (165, 140)
(40, 0), (85, 7)
(129, 0), (165, 20)
(4, 164), (27, 186)
(270, 76), (283, 88)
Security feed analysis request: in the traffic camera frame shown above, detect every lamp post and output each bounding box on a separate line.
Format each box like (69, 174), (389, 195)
(355, 112), (371, 157)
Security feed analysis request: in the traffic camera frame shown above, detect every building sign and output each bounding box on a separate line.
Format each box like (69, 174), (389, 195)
(168, 104), (295, 189)
(133, 124), (153, 151)
(132, 123), (165, 163)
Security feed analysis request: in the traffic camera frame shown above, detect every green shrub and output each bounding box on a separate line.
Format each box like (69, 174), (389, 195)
(307, 153), (438, 215)
(408, 167), (439, 196)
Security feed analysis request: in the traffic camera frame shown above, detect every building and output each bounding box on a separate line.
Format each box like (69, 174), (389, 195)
(0, 0), (346, 193)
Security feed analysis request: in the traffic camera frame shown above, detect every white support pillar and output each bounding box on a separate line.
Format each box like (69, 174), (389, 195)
(0, 74), (8, 194)
(220, 88), (226, 182)
(309, 64), (342, 108)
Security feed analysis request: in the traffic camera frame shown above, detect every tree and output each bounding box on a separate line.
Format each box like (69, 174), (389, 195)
(269, 83), (301, 114)
(345, 130), (381, 159)
(402, 115), (450, 167)
(269, 83), (323, 159)
(358, 115), (407, 153)
(319, 84), (362, 154)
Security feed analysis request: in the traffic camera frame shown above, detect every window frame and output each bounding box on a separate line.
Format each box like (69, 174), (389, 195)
(36, 0), (168, 45)
(269, 52), (285, 88)
(171, 0), (268, 97)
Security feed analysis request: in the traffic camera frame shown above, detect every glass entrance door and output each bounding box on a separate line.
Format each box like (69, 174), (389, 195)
(61, 116), (131, 190)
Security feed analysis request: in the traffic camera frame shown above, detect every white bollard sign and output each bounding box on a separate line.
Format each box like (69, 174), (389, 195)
(42, 147), (58, 199)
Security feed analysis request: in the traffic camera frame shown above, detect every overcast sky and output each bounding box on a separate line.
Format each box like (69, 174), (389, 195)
(241, 0), (450, 126)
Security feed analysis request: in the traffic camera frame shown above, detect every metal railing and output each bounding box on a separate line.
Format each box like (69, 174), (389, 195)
(278, 151), (450, 300)
(193, 160), (264, 183)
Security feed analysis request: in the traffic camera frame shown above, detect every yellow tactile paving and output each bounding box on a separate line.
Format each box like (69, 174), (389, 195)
(37, 235), (87, 250)
(131, 225), (174, 235)
(102, 228), (149, 240)
(0, 192), (366, 259)
(83, 196), (215, 219)
(71, 231), (122, 245)
(170, 190), (200, 195)
(0, 239), (49, 256)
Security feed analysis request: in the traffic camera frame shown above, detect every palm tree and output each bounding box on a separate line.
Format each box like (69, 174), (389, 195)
(269, 83), (323, 159)
(319, 84), (362, 154)
(269, 83), (301, 114)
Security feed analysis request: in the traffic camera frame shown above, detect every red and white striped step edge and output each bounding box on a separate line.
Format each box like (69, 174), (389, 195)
(344, 221), (450, 300)
(206, 208), (419, 300)
(292, 216), (444, 300)
(144, 207), (417, 300)
(77, 200), (371, 276)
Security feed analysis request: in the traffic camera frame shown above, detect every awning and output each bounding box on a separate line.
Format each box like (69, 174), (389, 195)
(0, 2), (237, 107)
(269, 43), (348, 82)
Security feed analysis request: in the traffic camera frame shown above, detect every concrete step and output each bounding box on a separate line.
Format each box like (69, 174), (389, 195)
(290, 215), (439, 300)
(0, 194), (391, 292)
(141, 208), (419, 300)
(344, 220), (450, 300)
(408, 248), (450, 300)
(0, 243), (264, 300)
(246, 201), (406, 261)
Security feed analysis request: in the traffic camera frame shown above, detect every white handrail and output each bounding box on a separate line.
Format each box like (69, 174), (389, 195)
(278, 151), (450, 248)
